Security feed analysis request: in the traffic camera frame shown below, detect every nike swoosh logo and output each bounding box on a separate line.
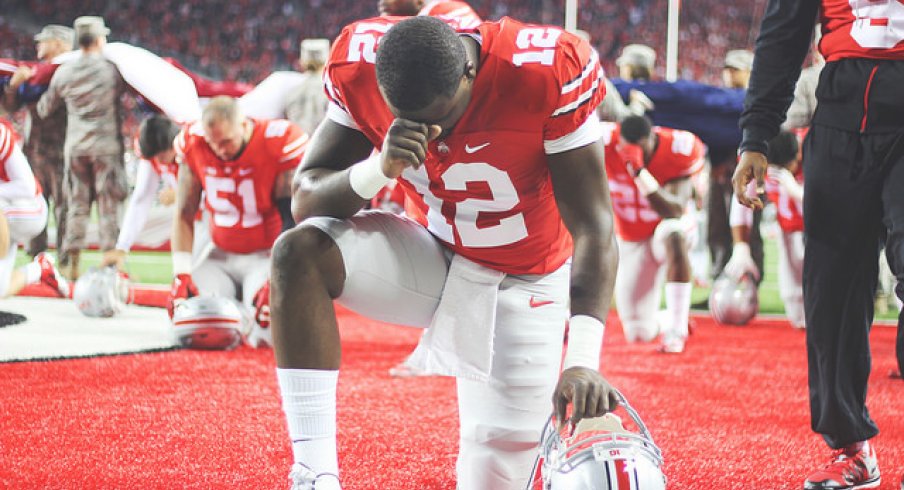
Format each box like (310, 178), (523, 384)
(238, 168), (253, 176)
(529, 297), (554, 308)
(464, 142), (490, 154)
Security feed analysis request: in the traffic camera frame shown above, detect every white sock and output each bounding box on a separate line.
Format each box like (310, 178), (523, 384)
(22, 261), (41, 285)
(276, 368), (339, 479)
(664, 282), (692, 338)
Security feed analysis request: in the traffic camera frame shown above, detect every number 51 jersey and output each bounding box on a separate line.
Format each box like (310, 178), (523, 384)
(325, 16), (606, 275)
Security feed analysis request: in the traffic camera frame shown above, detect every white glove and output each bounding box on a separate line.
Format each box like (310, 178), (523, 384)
(628, 89), (655, 114)
(767, 166), (803, 204)
(724, 242), (759, 281)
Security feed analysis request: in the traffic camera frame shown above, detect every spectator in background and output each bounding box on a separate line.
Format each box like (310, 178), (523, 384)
(1, 25), (72, 260)
(616, 43), (656, 82)
(284, 39), (330, 135)
(578, 32), (653, 123)
(706, 49), (763, 288)
(34, 16), (128, 281)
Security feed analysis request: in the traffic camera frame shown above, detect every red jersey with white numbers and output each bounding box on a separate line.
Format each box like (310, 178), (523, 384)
(602, 123), (705, 242)
(0, 120), (41, 196)
(175, 118), (307, 253)
(419, 0), (481, 29)
(325, 16), (606, 274)
(819, 0), (904, 61)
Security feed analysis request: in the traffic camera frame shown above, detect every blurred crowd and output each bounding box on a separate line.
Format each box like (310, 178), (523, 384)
(3, 0), (763, 85)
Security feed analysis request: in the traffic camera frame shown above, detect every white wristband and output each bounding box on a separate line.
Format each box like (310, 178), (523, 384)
(732, 241), (752, 258)
(633, 168), (660, 196)
(563, 315), (605, 370)
(348, 153), (391, 200)
(172, 251), (192, 275)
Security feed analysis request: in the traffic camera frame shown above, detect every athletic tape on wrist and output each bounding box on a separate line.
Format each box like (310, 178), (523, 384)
(172, 251), (192, 275)
(563, 315), (605, 370)
(634, 168), (660, 196)
(348, 153), (391, 200)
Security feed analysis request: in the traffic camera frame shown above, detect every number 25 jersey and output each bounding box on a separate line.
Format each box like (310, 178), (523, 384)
(324, 16), (606, 275)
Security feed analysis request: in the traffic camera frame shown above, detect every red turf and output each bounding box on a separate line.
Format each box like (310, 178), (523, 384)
(0, 308), (901, 489)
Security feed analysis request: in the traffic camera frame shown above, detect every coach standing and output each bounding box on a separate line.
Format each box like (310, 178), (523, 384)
(2, 25), (73, 259)
(36, 16), (127, 281)
(733, 1), (904, 488)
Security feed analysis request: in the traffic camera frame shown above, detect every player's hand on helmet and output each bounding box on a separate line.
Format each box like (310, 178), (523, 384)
(724, 242), (760, 281)
(733, 151), (768, 209)
(252, 280), (270, 328)
(381, 118), (442, 178)
(100, 248), (127, 271)
(553, 367), (619, 431)
(167, 273), (199, 319)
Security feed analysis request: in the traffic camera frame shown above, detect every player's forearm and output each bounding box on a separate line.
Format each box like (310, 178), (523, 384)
(1, 89), (20, 114)
(171, 214), (195, 254)
(739, 0), (818, 154)
(568, 223), (618, 322)
(731, 224), (751, 244)
(645, 191), (685, 219)
(291, 167), (370, 222)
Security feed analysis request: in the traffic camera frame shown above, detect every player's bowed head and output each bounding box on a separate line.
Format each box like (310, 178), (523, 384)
(201, 96), (251, 162)
(371, 16), (477, 177)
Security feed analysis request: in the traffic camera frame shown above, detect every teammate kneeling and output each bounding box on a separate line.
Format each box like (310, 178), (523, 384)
(167, 97), (306, 348)
(271, 16), (619, 490)
(603, 116), (705, 353)
(0, 120), (68, 299)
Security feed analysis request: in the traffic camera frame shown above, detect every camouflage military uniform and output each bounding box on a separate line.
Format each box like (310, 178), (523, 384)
(36, 52), (127, 260)
(284, 72), (327, 135)
(21, 104), (67, 257)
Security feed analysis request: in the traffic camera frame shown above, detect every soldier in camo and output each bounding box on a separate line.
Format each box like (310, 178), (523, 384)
(35, 16), (127, 280)
(1, 25), (73, 259)
(284, 38), (330, 135)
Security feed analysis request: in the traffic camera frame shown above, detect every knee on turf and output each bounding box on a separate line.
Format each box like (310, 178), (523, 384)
(622, 320), (659, 343)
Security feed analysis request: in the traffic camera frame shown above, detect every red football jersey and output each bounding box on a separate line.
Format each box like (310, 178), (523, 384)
(0, 120), (41, 196)
(175, 118), (307, 253)
(325, 16), (606, 274)
(602, 122), (705, 242)
(419, 0), (481, 29)
(820, 0), (904, 61)
(765, 127), (807, 233)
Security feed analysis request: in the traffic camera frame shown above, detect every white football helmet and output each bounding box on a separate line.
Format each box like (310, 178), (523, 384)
(531, 391), (666, 490)
(171, 296), (246, 350)
(710, 272), (759, 326)
(72, 267), (130, 318)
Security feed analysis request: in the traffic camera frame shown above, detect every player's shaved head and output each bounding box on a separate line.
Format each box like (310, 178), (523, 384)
(202, 96), (243, 127)
(376, 17), (468, 112)
(620, 115), (653, 144)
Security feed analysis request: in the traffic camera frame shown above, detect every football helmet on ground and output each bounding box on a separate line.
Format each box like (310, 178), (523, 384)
(709, 272), (759, 326)
(72, 267), (130, 318)
(171, 296), (246, 350)
(530, 391), (666, 490)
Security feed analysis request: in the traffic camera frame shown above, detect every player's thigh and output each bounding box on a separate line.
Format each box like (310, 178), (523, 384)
(455, 263), (570, 488)
(615, 239), (663, 325)
(2, 197), (48, 245)
(236, 251), (270, 308)
(302, 211), (449, 328)
(192, 247), (238, 298)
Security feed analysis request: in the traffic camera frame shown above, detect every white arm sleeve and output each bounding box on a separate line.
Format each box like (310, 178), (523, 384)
(325, 100), (360, 130)
(115, 159), (161, 252)
(0, 145), (37, 199)
(544, 113), (603, 154)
